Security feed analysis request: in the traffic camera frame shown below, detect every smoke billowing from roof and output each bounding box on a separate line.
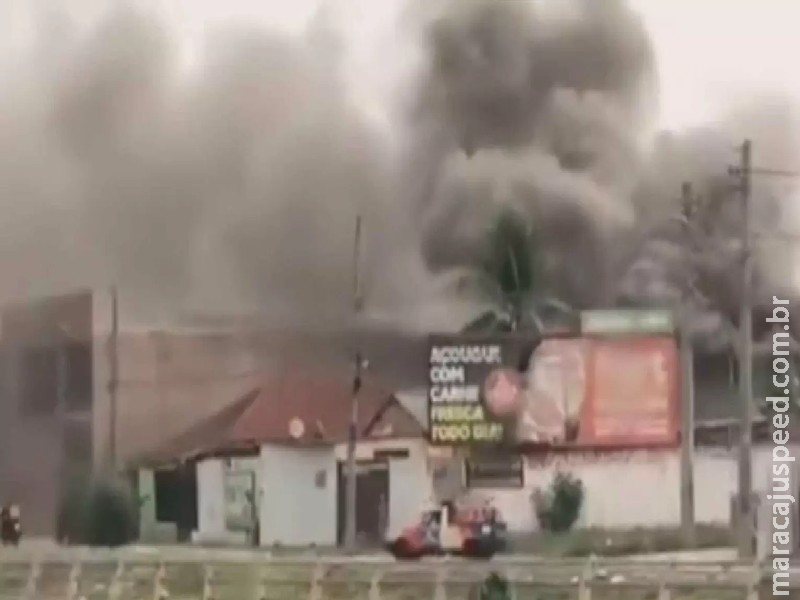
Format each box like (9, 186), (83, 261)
(412, 0), (655, 306)
(410, 0), (799, 343)
(0, 0), (797, 338)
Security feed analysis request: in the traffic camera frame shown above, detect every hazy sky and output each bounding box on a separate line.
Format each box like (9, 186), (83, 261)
(630, 0), (800, 130)
(167, 0), (800, 132)
(2, 0), (799, 132)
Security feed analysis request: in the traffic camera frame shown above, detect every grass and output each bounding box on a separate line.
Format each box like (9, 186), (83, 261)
(190, 524), (733, 559)
(506, 523), (733, 557)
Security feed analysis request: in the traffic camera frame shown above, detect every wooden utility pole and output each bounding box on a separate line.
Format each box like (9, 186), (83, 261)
(344, 215), (364, 552)
(722, 142), (800, 557)
(735, 140), (754, 558)
(108, 285), (119, 470)
(679, 182), (696, 547)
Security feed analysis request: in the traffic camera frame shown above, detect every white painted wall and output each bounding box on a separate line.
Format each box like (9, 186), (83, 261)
(468, 444), (800, 532)
(194, 456), (259, 544)
(386, 450), (432, 539)
(259, 444), (337, 546)
(196, 458), (226, 540)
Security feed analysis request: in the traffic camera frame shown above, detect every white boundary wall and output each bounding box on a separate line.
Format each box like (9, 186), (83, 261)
(464, 445), (800, 532)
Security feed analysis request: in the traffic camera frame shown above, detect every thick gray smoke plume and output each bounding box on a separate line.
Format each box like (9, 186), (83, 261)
(0, 4), (453, 330)
(408, 0), (800, 342)
(0, 0), (797, 339)
(411, 0), (655, 308)
(618, 97), (800, 342)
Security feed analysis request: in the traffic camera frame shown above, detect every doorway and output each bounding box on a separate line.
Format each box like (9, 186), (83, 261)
(336, 461), (389, 547)
(153, 464), (198, 542)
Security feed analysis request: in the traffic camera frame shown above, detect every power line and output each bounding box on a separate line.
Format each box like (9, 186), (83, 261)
(730, 166), (800, 179)
(752, 167), (800, 179)
(753, 229), (800, 242)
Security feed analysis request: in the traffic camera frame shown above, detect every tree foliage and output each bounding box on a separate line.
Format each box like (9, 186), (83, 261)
(461, 208), (575, 334)
(57, 473), (139, 547)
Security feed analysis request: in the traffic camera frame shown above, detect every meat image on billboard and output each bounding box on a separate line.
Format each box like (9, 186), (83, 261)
(515, 338), (587, 444)
(428, 334), (678, 448)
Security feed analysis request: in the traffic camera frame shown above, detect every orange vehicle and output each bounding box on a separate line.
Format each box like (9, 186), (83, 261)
(386, 501), (507, 559)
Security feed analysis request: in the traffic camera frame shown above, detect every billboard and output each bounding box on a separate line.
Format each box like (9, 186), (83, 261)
(428, 334), (678, 448)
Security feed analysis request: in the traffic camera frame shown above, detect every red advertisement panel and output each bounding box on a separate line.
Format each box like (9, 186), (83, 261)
(581, 336), (679, 446)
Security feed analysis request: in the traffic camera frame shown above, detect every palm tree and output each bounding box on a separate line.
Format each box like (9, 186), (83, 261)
(459, 209), (576, 334)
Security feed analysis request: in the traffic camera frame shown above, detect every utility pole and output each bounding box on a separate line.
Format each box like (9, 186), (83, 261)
(108, 285), (119, 470)
(735, 140), (754, 558)
(723, 144), (800, 557)
(679, 182), (696, 547)
(344, 215), (364, 552)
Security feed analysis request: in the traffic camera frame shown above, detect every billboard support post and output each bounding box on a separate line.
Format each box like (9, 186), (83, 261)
(679, 323), (695, 546)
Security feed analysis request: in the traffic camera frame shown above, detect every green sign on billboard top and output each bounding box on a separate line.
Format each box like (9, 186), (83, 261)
(580, 309), (674, 335)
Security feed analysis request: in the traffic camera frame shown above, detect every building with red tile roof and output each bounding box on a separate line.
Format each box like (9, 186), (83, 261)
(138, 367), (424, 466)
(133, 367), (431, 548)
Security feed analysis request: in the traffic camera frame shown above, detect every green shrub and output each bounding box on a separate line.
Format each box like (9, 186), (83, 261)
(532, 472), (584, 532)
(57, 474), (139, 547)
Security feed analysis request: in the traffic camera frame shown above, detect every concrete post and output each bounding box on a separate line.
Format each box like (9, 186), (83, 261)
(23, 562), (40, 600)
(308, 564), (325, 600)
(368, 570), (383, 600)
(202, 565), (214, 600)
(433, 568), (448, 600)
(153, 563), (167, 600)
(107, 560), (124, 600)
(66, 561), (81, 600)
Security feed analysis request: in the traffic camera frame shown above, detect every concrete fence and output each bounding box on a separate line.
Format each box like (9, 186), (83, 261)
(0, 555), (786, 600)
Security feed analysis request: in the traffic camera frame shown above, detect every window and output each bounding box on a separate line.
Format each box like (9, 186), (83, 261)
(154, 470), (183, 524)
(64, 342), (92, 411)
(153, 467), (198, 538)
(19, 346), (58, 415)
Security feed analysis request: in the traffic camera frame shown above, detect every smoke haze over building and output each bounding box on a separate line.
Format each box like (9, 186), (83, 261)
(0, 0), (797, 338)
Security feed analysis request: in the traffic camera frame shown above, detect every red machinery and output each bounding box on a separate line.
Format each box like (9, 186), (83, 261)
(386, 501), (507, 559)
